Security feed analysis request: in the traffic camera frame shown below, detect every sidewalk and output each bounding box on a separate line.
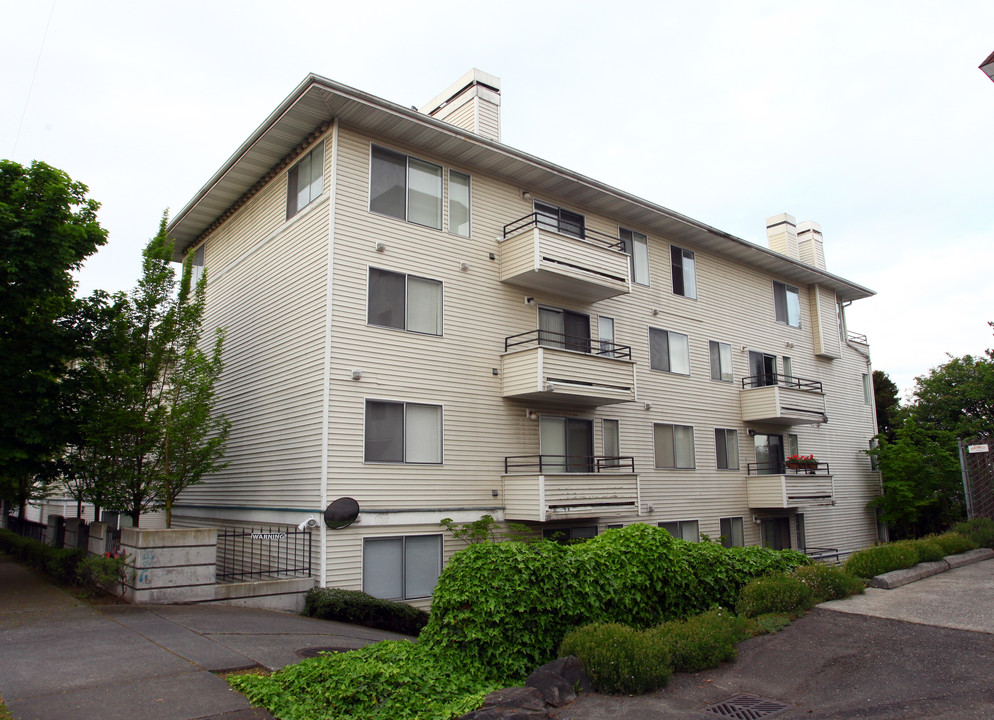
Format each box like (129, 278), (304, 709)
(0, 554), (410, 720)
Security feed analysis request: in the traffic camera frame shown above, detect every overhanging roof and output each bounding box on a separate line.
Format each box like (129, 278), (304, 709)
(168, 73), (874, 302)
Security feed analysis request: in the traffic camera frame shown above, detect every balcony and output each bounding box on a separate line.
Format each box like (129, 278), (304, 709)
(740, 374), (827, 426)
(847, 331), (869, 345)
(745, 462), (835, 509)
(501, 331), (637, 407)
(498, 214), (631, 302)
(503, 455), (639, 521)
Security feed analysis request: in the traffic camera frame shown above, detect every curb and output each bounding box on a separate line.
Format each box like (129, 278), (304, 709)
(868, 548), (994, 589)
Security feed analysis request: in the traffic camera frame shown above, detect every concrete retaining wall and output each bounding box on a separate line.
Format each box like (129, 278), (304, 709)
(122, 527), (218, 604)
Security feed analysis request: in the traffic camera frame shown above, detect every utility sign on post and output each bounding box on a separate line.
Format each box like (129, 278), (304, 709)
(968, 444), (990, 454)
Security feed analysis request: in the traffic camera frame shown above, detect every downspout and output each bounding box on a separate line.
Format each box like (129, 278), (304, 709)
(318, 118), (340, 588)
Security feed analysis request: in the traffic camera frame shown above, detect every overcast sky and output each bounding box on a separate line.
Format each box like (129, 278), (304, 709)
(4, 0), (993, 398)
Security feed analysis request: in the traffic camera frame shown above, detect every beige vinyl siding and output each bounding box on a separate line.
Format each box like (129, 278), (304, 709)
(810, 284), (842, 359)
(445, 102), (476, 134)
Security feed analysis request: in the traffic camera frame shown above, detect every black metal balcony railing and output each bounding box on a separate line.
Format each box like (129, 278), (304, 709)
(847, 331), (868, 344)
(505, 455), (636, 474)
(741, 373), (823, 392)
(502, 213), (625, 251)
(505, 329), (633, 359)
(746, 461), (832, 476)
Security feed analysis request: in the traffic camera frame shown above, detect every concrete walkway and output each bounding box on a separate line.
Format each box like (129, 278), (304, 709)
(0, 554), (410, 720)
(551, 558), (994, 720)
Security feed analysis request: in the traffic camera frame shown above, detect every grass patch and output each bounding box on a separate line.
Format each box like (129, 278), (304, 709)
(748, 613), (792, 635)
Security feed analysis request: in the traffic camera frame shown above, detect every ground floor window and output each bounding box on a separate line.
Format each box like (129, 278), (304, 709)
(658, 520), (699, 542)
(719, 517), (745, 548)
(362, 534), (441, 600)
(543, 525), (597, 543)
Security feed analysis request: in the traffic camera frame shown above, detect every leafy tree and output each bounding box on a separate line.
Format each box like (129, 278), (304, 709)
(872, 369), (900, 441)
(906, 354), (994, 441)
(72, 215), (229, 526)
(0, 160), (107, 513)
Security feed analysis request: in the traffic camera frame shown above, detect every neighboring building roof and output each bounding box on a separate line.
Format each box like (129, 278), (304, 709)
(981, 50), (994, 83)
(168, 73), (874, 302)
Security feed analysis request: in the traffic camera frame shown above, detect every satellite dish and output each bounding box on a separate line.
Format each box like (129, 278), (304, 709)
(324, 497), (359, 529)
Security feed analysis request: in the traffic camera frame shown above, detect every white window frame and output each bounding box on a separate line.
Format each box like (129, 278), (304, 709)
(649, 327), (691, 375)
(863, 373), (872, 404)
(367, 267), (443, 336)
(671, 245), (697, 299)
(362, 534), (442, 600)
(715, 428), (740, 470)
(720, 517), (745, 548)
(448, 169), (471, 238)
(363, 399), (442, 464)
(603, 418), (620, 467)
(709, 340), (733, 383)
(287, 141), (325, 219)
(654, 423), (696, 469)
(658, 520), (699, 542)
(619, 227), (650, 285)
(369, 145), (443, 230)
(773, 280), (801, 328)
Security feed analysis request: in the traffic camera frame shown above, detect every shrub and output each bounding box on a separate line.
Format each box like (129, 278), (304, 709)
(0, 529), (86, 584)
(792, 564), (864, 603)
(303, 587), (428, 637)
(230, 640), (498, 720)
(843, 542), (919, 579)
(650, 608), (751, 673)
(559, 623), (671, 695)
(953, 517), (994, 549)
(736, 573), (813, 618)
(929, 532), (976, 556)
(76, 554), (129, 596)
(912, 537), (946, 563)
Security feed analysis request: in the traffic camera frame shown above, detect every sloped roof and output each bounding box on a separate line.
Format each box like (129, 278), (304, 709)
(168, 73), (874, 302)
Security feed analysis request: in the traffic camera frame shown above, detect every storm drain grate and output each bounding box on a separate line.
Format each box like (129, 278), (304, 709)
(702, 693), (790, 720)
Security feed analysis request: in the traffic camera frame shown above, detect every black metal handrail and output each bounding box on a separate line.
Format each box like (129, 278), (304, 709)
(502, 213), (624, 250)
(4, 515), (48, 543)
(505, 329), (632, 359)
(741, 373), (823, 392)
(746, 461), (832, 476)
(216, 525), (312, 582)
(504, 455), (636, 473)
(805, 547), (842, 563)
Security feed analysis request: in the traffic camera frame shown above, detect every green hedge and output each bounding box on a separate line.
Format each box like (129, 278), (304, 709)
(0, 528), (86, 584)
(953, 518), (994, 549)
(420, 523), (809, 680)
(843, 533), (979, 579)
(559, 623), (672, 695)
(303, 587), (428, 637)
(792, 564), (864, 603)
(649, 608), (751, 673)
(736, 573), (813, 618)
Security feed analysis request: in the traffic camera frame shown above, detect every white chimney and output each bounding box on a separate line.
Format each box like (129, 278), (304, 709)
(766, 213), (798, 260)
(797, 220), (826, 270)
(421, 69), (501, 142)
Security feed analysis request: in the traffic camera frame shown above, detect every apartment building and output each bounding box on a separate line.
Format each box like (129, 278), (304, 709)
(167, 70), (881, 605)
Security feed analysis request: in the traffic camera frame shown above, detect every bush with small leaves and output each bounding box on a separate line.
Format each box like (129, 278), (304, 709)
(792, 564), (864, 603)
(649, 608), (751, 673)
(844, 542), (919, 579)
(953, 517), (994, 549)
(303, 587), (428, 637)
(929, 532), (976, 556)
(911, 538), (946, 563)
(736, 573), (813, 618)
(559, 623), (672, 695)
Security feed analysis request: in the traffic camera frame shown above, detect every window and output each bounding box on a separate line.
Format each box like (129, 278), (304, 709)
(603, 419), (620, 467)
(709, 341), (733, 383)
(715, 429), (739, 470)
(367, 268), (442, 335)
(543, 526), (597, 543)
(370, 146), (442, 229)
(649, 328), (690, 374)
(720, 517), (745, 548)
(671, 246), (697, 299)
(190, 243), (205, 287)
(786, 433), (799, 460)
(782, 356), (793, 385)
(658, 520), (699, 542)
(287, 142), (324, 219)
(364, 400), (442, 464)
(534, 200), (584, 238)
(448, 170), (471, 237)
(598, 316), (616, 356)
(748, 351), (778, 387)
(654, 423), (695, 469)
(862, 373), (872, 404)
(363, 535), (441, 600)
(540, 416), (593, 473)
(754, 433), (784, 475)
(619, 228), (649, 285)
(773, 280), (801, 327)
(539, 307), (590, 352)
